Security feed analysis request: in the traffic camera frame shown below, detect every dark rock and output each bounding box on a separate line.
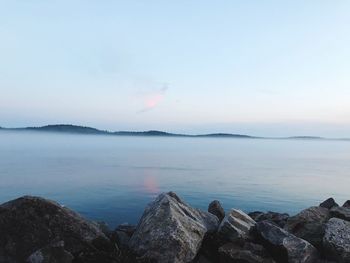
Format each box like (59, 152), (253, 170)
(249, 211), (289, 228)
(26, 241), (74, 263)
(323, 218), (350, 262)
(115, 223), (136, 237)
(0, 196), (118, 262)
(343, 200), (350, 208)
(112, 231), (130, 249)
(330, 206), (350, 221)
(129, 192), (219, 263)
(320, 198), (339, 209)
(284, 206), (330, 249)
(208, 200), (225, 221)
(218, 209), (256, 244)
(256, 221), (319, 263)
(218, 242), (275, 263)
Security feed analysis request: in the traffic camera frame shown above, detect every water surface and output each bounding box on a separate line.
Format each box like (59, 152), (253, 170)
(0, 131), (349, 227)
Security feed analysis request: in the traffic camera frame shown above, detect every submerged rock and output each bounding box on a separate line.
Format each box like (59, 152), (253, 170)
(319, 198), (339, 209)
(330, 206), (350, 221)
(129, 192), (219, 263)
(218, 209), (256, 244)
(249, 211), (289, 228)
(208, 200), (225, 221)
(0, 196), (118, 263)
(323, 218), (350, 262)
(256, 221), (319, 263)
(284, 206), (330, 249)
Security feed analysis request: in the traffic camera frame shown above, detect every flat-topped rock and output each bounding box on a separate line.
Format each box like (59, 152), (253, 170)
(129, 192), (219, 263)
(218, 209), (256, 243)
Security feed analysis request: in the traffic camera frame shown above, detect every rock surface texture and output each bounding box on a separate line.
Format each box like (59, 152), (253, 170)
(0, 196), (117, 263)
(129, 192), (219, 263)
(218, 209), (256, 243)
(256, 221), (319, 263)
(323, 218), (350, 263)
(284, 206), (330, 249)
(330, 207), (350, 222)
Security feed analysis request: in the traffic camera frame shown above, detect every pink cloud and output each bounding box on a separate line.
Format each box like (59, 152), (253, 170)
(140, 85), (168, 112)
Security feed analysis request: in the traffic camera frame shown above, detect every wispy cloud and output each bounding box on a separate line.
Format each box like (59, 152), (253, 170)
(139, 84), (168, 112)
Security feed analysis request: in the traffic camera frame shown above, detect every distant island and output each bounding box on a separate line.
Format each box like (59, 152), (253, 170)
(0, 124), (345, 140)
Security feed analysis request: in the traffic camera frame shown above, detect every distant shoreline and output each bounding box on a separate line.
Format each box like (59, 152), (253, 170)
(0, 124), (348, 141)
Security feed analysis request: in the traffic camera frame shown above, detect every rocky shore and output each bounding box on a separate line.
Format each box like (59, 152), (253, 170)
(0, 193), (350, 263)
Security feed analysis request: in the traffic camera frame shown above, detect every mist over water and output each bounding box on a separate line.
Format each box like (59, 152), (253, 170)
(0, 131), (349, 227)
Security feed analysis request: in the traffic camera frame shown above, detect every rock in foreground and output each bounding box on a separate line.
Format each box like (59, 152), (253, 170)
(323, 218), (350, 262)
(129, 192), (219, 263)
(256, 221), (319, 263)
(0, 196), (118, 263)
(284, 206), (329, 249)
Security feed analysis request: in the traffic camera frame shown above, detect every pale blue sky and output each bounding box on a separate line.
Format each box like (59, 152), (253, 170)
(1, 1), (350, 136)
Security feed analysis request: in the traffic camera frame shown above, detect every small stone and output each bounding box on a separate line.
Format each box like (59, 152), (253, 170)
(208, 200), (225, 221)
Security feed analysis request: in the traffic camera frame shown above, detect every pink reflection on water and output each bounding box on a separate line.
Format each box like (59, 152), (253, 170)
(143, 172), (160, 194)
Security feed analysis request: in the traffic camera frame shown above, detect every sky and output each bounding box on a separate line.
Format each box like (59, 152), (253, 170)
(1, 1), (350, 137)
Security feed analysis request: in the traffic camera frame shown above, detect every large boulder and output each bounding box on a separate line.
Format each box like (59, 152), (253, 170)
(249, 211), (289, 228)
(129, 192), (219, 263)
(256, 221), (319, 263)
(330, 207), (350, 221)
(218, 242), (275, 263)
(323, 218), (350, 262)
(208, 200), (225, 221)
(0, 196), (118, 263)
(319, 198), (339, 209)
(218, 209), (256, 244)
(26, 241), (73, 263)
(284, 206), (330, 249)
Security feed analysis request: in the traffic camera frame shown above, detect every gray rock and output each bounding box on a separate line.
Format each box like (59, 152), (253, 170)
(26, 241), (73, 263)
(323, 218), (350, 262)
(284, 206), (330, 249)
(249, 211), (289, 228)
(218, 242), (275, 263)
(330, 206), (350, 221)
(0, 196), (117, 262)
(256, 221), (319, 263)
(208, 200), (225, 221)
(218, 209), (256, 244)
(129, 192), (219, 263)
(320, 198), (339, 209)
(343, 200), (350, 208)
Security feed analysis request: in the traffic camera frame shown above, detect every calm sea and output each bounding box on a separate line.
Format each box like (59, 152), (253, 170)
(0, 131), (349, 227)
